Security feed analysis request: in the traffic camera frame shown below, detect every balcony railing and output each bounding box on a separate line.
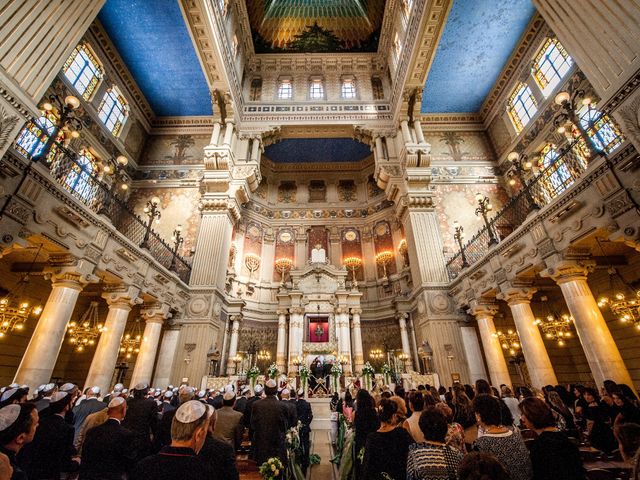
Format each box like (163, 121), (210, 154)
(10, 145), (192, 284)
(446, 135), (621, 280)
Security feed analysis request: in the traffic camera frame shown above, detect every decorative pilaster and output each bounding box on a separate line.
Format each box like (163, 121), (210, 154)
(396, 312), (413, 370)
(129, 303), (170, 388)
(499, 288), (558, 388)
(14, 266), (93, 390)
(460, 325), (488, 383)
(153, 325), (181, 388)
(542, 260), (634, 390)
(335, 307), (352, 374)
(468, 303), (512, 388)
(225, 314), (243, 374)
(84, 286), (142, 394)
(351, 308), (364, 373)
(276, 309), (288, 371)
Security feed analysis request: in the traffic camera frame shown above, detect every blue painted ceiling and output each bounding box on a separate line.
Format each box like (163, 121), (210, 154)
(98, 0), (211, 117)
(264, 138), (372, 163)
(422, 0), (536, 113)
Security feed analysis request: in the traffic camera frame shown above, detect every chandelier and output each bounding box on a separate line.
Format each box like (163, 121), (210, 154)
(120, 319), (143, 359)
(67, 301), (105, 352)
(0, 245), (44, 339)
(257, 350), (271, 362)
(492, 329), (521, 356)
(597, 266), (640, 330)
(343, 256), (362, 287)
(534, 296), (574, 346)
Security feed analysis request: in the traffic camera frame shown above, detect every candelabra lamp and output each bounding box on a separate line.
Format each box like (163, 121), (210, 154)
(97, 154), (129, 216)
(343, 256), (362, 287)
(139, 196), (161, 249)
(375, 250), (394, 279)
(244, 253), (261, 282)
(369, 348), (384, 369)
(169, 224), (184, 271)
(553, 90), (598, 160)
(492, 329), (521, 357)
(534, 296), (574, 346)
(506, 151), (540, 211)
(33, 94), (82, 162)
(397, 352), (410, 373)
(452, 221), (469, 268)
(274, 257), (293, 287)
(475, 193), (499, 246)
(597, 267), (640, 330)
(66, 301), (105, 353)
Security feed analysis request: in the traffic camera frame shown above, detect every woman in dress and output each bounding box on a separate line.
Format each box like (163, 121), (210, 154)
(404, 391), (426, 443)
(583, 387), (617, 453)
(353, 389), (379, 479)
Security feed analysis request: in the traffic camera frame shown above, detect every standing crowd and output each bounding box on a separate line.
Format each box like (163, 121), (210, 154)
(0, 378), (312, 480)
(332, 378), (640, 480)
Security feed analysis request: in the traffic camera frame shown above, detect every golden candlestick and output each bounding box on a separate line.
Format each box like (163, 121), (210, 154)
(343, 256), (362, 287)
(375, 250), (394, 279)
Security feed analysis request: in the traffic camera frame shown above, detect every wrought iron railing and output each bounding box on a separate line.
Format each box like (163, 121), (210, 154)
(18, 145), (192, 283)
(445, 137), (615, 280)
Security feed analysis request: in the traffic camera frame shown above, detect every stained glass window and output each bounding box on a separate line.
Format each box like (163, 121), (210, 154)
(539, 144), (584, 200)
(62, 44), (103, 100)
(508, 83), (537, 133)
(532, 38), (573, 97)
(310, 79), (324, 100)
(14, 115), (59, 161)
(578, 104), (624, 154)
(278, 79), (292, 100)
(342, 79), (356, 99)
(98, 86), (128, 137)
(64, 150), (96, 202)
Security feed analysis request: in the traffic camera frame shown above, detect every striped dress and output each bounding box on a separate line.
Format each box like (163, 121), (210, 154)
(406, 443), (463, 480)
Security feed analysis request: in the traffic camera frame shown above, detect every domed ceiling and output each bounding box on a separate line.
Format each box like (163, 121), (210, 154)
(246, 0), (386, 53)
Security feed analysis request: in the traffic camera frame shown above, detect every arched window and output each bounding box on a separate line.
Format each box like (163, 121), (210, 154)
(532, 38), (573, 97)
(507, 82), (537, 133)
(539, 143), (581, 200)
(249, 78), (262, 101)
(14, 115), (58, 160)
(278, 79), (292, 100)
(309, 78), (324, 100)
(98, 86), (129, 136)
(341, 78), (356, 99)
(64, 150), (96, 202)
(577, 104), (624, 154)
(62, 44), (103, 100)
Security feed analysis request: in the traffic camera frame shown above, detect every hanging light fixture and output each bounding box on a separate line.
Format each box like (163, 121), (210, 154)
(492, 329), (521, 356)
(534, 296), (574, 346)
(120, 318), (144, 359)
(66, 301), (105, 352)
(0, 245), (44, 339)
(597, 267), (640, 330)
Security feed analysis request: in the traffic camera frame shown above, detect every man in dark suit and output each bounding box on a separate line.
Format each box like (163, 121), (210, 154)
(20, 392), (79, 480)
(198, 406), (239, 480)
(0, 403), (39, 480)
(72, 386), (105, 444)
(250, 379), (289, 466)
(243, 384), (262, 431)
(79, 397), (136, 480)
(294, 389), (313, 474)
(121, 384), (157, 461)
(279, 389), (298, 429)
(157, 386), (194, 448)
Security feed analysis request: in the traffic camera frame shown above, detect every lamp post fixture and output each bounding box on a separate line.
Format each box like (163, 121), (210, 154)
(553, 89), (598, 161)
(33, 94), (83, 162)
(475, 193), (499, 247)
(506, 151), (540, 211)
(169, 224), (184, 271)
(452, 221), (469, 268)
(97, 154), (129, 216)
(139, 196), (161, 249)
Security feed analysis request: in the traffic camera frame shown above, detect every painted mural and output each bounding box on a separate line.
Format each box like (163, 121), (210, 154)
(424, 131), (495, 162)
(142, 133), (209, 165)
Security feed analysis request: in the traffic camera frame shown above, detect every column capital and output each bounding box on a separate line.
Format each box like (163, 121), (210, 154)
(45, 259), (96, 291)
(102, 285), (142, 309)
(229, 314), (243, 323)
(395, 311), (409, 322)
(497, 287), (537, 306)
(276, 309), (288, 316)
(290, 306), (304, 315)
(468, 302), (499, 319)
(141, 303), (171, 323)
(540, 259), (595, 284)
(351, 307), (363, 315)
(335, 306), (349, 315)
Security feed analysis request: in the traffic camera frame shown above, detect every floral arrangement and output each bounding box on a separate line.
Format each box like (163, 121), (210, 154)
(381, 363), (392, 385)
(330, 363), (342, 392)
(259, 457), (284, 480)
(298, 364), (310, 395)
(267, 363), (279, 379)
(247, 366), (260, 389)
(285, 423), (305, 480)
(362, 362), (375, 391)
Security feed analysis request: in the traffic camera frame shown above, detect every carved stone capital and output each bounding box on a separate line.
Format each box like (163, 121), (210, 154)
(289, 307), (304, 315)
(497, 287), (537, 306)
(468, 302), (499, 320)
(540, 259), (595, 285)
(229, 314), (243, 324)
(141, 303), (171, 323)
(350, 307), (363, 316)
(102, 285), (142, 310)
(276, 309), (288, 317)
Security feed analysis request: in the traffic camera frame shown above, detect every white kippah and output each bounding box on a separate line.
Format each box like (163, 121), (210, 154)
(281, 389), (290, 396)
(223, 391), (236, 401)
(0, 388), (17, 402)
(8, 383), (19, 389)
(225, 384), (234, 393)
(266, 379), (277, 388)
(254, 385), (264, 394)
(164, 391), (173, 399)
(297, 389), (304, 397)
(175, 400), (206, 423)
(241, 386), (250, 394)
(60, 383), (76, 392)
(108, 396), (125, 408)
(133, 383), (148, 391)
(90, 386), (101, 395)
(197, 390), (205, 398)
(122, 389), (128, 394)
(44, 383), (56, 392)
(0, 405), (20, 432)
(50, 392), (68, 403)
(37, 385), (45, 392)
(113, 383), (124, 392)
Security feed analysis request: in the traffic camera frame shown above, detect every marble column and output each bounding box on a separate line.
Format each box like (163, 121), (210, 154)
(351, 308), (364, 373)
(544, 261), (634, 390)
(469, 304), (512, 388)
(129, 305), (168, 388)
(400, 119), (412, 143)
(210, 122), (221, 145)
(276, 309), (288, 371)
(374, 136), (385, 161)
(336, 307), (352, 374)
(500, 289), (558, 388)
(190, 207), (234, 290)
(222, 121), (234, 145)
(396, 312), (412, 371)
(225, 315), (242, 374)
(14, 270), (89, 390)
(153, 326), (180, 388)
(460, 326), (488, 383)
(84, 287), (141, 394)
(413, 120), (426, 144)
(288, 307), (304, 373)
(402, 209), (449, 285)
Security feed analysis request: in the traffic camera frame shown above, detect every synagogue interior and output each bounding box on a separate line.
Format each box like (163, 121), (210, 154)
(0, 0), (640, 478)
